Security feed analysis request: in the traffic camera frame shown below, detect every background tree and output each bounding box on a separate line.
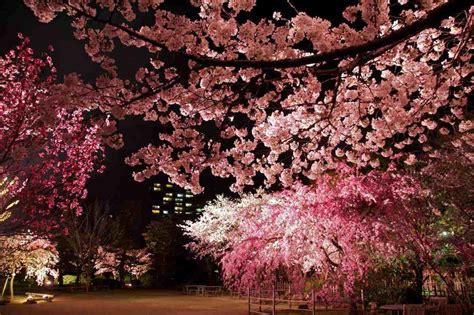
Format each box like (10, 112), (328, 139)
(23, 0), (473, 193)
(0, 234), (58, 300)
(143, 219), (181, 287)
(143, 218), (217, 287)
(65, 200), (120, 290)
(94, 246), (152, 282)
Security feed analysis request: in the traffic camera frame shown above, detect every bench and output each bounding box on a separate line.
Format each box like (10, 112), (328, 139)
(183, 285), (203, 295)
(183, 285), (224, 296)
(67, 285), (88, 293)
(203, 286), (224, 296)
(25, 292), (54, 304)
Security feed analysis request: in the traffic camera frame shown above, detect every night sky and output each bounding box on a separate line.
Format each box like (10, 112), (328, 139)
(0, 0), (353, 211)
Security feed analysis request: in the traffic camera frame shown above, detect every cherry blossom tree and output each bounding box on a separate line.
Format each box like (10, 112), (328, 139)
(95, 246), (152, 281)
(0, 234), (58, 300)
(183, 163), (472, 303)
(183, 166), (420, 299)
(0, 36), (105, 234)
(24, 0), (473, 193)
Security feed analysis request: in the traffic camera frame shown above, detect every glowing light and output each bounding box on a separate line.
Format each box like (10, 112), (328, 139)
(0, 211), (11, 222)
(6, 199), (19, 210)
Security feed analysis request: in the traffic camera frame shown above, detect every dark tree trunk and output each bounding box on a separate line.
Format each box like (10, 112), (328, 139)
(58, 267), (64, 286)
(118, 250), (126, 286)
(75, 265), (82, 285)
(413, 259), (424, 304)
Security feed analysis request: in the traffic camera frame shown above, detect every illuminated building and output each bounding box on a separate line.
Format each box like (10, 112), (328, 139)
(150, 181), (204, 217)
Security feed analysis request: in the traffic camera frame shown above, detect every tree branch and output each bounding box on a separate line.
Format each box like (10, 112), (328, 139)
(67, 0), (470, 69)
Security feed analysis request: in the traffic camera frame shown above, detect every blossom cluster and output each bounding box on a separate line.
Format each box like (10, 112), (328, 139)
(0, 234), (59, 285)
(24, 0), (473, 193)
(94, 246), (152, 279)
(0, 36), (105, 231)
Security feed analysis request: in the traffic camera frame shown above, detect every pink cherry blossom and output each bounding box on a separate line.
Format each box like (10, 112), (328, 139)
(0, 37), (105, 232)
(22, 1), (473, 193)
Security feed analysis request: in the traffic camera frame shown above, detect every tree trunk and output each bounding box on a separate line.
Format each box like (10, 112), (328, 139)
(85, 275), (91, 292)
(9, 273), (15, 301)
(413, 262), (424, 304)
(58, 266), (64, 287)
(75, 265), (82, 285)
(118, 250), (126, 286)
(1, 276), (9, 298)
(85, 266), (92, 292)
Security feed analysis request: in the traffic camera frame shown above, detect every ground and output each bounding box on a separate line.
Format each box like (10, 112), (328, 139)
(0, 290), (248, 315)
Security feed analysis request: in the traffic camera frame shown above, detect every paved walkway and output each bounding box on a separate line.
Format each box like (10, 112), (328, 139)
(0, 290), (248, 315)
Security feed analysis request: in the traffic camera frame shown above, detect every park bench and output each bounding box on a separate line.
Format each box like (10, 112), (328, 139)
(25, 292), (54, 304)
(202, 286), (224, 296)
(183, 285), (224, 296)
(183, 285), (202, 295)
(67, 285), (88, 293)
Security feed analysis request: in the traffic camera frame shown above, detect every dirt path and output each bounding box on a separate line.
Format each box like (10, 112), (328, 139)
(0, 290), (248, 315)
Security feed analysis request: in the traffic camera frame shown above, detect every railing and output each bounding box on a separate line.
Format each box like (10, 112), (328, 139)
(246, 287), (353, 315)
(183, 285), (224, 296)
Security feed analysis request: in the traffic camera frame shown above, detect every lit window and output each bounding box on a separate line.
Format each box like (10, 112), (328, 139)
(175, 198), (183, 202)
(185, 194), (193, 198)
(166, 184), (173, 188)
(152, 209), (161, 214)
(185, 211), (192, 215)
(163, 210), (169, 214)
(175, 206), (183, 211)
(185, 203), (193, 207)
(152, 205), (160, 209)
(176, 193), (184, 198)
(197, 208), (204, 212)
(153, 183), (162, 191)
(163, 197), (172, 201)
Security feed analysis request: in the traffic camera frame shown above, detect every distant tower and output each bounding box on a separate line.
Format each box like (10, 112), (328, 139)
(150, 180), (204, 217)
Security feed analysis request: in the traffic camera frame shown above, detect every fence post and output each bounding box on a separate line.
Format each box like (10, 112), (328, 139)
(259, 287), (262, 312)
(312, 288), (315, 315)
(288, 283), (292, 310)
(272, 285), (276, 315)
(247, 287), (251, 314)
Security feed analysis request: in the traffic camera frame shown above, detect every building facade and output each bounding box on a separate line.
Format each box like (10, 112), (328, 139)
(150, 181), (204, 217)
